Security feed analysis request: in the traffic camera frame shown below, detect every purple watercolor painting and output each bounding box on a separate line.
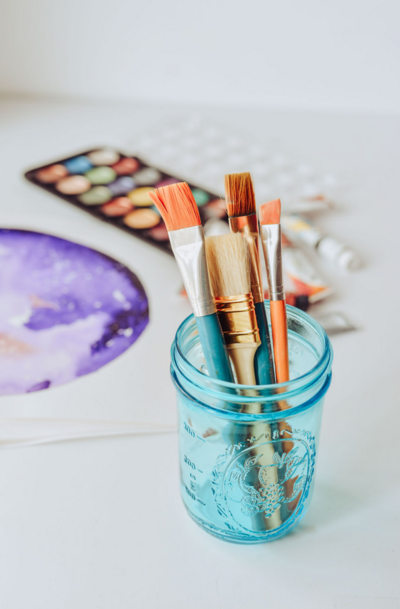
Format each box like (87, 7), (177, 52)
(0, 229), (149, 395)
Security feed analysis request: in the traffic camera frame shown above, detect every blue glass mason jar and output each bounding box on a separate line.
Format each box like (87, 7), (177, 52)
(171, 303), (333, 544)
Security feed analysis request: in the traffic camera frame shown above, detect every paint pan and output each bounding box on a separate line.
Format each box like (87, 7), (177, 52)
(25, 148), (229, 255)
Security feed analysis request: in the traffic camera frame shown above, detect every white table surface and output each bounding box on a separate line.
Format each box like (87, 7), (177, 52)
(0, 96), (399, 608)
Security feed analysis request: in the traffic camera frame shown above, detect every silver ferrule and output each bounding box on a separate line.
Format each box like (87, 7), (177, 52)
(260, 224), (285, 301)
(169, 226), (215, 317)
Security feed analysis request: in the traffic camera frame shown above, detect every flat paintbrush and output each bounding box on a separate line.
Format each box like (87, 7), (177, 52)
(149, 183), (233, 382)
(225, 173), (276, 385)
(205, 232), (281, 530)
(205, 233), (260, 385)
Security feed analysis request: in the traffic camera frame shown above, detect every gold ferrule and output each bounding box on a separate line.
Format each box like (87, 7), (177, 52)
(214, 293), (261, 345)
(228, 214), (264, 304)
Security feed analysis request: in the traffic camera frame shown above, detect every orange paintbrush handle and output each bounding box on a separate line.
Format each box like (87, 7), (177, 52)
(270, 300), (290, 383)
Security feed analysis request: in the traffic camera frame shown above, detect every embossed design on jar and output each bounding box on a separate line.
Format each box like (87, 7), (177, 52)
(228, 447), (307, 519)
(211, 429), (315, 535)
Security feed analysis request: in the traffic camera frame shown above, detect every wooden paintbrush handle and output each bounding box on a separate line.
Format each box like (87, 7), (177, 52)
(270, 300), (290, 383)
(228, 344), (258, 386)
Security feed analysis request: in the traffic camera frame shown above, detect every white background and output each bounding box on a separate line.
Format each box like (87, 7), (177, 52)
(0, 2), (399, 608)
(0, 0), (399, 114)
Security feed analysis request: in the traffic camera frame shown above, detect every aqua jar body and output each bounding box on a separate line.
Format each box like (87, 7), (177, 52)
(171, 303), (333, 544)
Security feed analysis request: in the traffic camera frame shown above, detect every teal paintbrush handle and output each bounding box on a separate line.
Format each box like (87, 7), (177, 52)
(254, 300), (276, 385)
(196, 313), (234, 382)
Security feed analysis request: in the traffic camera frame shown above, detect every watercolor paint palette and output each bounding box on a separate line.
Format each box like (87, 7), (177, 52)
(25, 149), (227, 254)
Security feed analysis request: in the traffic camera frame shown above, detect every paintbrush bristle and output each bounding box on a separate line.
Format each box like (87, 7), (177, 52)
(224, 172), (256, 218)
(205, 233), (251, 297)
(148, 182), (201, 231)
(259, 199), (281, 225)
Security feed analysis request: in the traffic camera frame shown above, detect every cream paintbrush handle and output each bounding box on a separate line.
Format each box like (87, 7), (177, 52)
(228, 343), (282, 529)
(227, 344), (258, 386)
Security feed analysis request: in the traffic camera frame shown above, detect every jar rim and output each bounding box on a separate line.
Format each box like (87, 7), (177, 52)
(171, 303), (333, 407)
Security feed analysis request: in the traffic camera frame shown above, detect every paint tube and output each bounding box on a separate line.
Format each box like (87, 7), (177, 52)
(279, 232), (333, 304)
(281, 214), (361, 271)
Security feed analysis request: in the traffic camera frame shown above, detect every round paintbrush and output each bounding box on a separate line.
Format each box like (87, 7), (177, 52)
(225, 172), (276, 385)
(259, 198), (289, 384)
(260, 200), (299, 520)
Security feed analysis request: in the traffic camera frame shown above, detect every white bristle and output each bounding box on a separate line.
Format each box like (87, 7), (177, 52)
(205, 233), (251, 297)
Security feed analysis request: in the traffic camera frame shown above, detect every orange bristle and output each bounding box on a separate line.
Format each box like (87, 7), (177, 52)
(224, 172), (256, 218)
(148, 182), (201, 232)
(259, 199), (281, 225)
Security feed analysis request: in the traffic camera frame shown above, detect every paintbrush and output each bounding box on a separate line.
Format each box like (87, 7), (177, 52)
(259, 199), (301, 521)
(206, 232), (282, 530)
(149, 183), (233, 382)
(225, 173), (276, 385)
(205, 233), (260, 385)
(259, 198), (289, 383)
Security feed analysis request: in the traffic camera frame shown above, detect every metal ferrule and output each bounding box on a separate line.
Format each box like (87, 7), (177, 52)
(169, 226), (215, 317)
(214, 294), (261, 345)
(229, 214), (264, 304)
(260, 224), (285, 301)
